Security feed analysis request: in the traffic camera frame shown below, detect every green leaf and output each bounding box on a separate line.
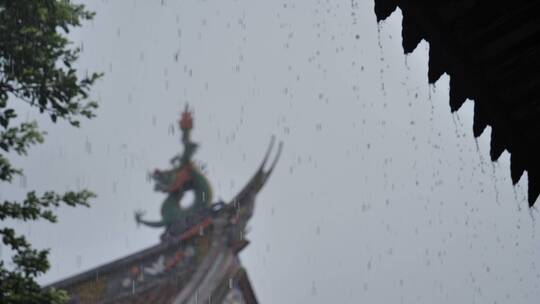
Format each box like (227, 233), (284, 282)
(0, 1), (101, 302)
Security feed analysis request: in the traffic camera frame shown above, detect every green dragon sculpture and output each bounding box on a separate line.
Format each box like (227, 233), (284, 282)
(135, 106), (213, 228)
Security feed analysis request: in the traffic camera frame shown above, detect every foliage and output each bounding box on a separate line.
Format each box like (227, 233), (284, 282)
(0, 1), (102, 303)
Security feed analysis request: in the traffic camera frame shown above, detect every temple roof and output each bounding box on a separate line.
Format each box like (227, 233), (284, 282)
(46, 138), (282, 304)
(374, 0), (540, 206)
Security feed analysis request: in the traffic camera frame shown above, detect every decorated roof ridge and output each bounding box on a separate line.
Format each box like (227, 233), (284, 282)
(45, 135), (282, 303)
(374, 0), (540, 206)
(228, 136), (283, 208)
(45, 136), (281, 287)
(44, 102), (282, 302)
(43, 240), (173, 290)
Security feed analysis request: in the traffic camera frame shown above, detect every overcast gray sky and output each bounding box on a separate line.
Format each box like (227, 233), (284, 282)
(1, 0), (539, 303)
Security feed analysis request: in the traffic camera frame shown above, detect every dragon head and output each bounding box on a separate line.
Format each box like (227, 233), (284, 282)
(151, 165), (192, 193)
(152, 168), (176, 192)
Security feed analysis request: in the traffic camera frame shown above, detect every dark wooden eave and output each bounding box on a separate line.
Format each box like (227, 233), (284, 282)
(374, 0), (540, 206)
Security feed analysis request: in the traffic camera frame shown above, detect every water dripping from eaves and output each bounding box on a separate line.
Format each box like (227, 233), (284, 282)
(490, 162), (501, 206)
(427, 84), (435, 122)
(528, 208), (537, 237)
(511, 185), (523, 212)
(451, 112), (461, 139)
(404, 54), (410, 71)
(473, 137), (486, 175)
(376, 22), (386, 97)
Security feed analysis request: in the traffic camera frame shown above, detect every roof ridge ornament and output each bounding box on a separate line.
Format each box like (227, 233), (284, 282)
(135, 105), (213, 232)
(134, 105), (283, 242)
